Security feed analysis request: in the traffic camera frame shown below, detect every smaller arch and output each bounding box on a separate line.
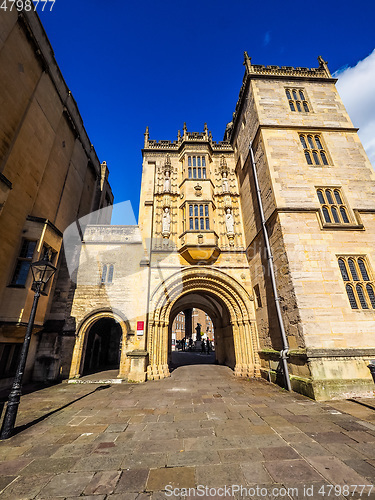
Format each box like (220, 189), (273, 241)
(69, 308), (129, 380)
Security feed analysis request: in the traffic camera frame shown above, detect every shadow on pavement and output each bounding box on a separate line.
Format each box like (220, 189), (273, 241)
(1, 384), (111, 438)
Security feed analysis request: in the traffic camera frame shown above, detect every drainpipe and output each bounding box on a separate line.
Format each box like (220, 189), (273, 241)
(249, 143), (292, 392)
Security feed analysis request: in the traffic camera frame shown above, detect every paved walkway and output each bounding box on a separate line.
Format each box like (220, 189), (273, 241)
(1, 365), (375, 499)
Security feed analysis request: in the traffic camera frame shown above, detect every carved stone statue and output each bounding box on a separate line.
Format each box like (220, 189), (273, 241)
(164, 170), (171, 192)
(195, 323), (201, 341)
(162, 207), (171, 234)
(225, 208), (234, 234)
(222, 171), (229, 193)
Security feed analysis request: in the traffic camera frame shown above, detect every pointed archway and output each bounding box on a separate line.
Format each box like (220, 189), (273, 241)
(147, 267), (260, 380)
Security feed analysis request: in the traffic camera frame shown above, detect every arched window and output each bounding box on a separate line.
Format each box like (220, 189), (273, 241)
(101, 265), (107, 283)
(348, 258), (359, 281)
(315, 136), (323, 149)
(300, 133), (329, 166)
(338, 258), (349, 281)
(108, 264), (114, 284)
(322, 207), (331, 223)
(358, 258), (370, 281)
(317, 190), (325, 204)
(339, 257), (375, 310)
(334, 190), (343, 204)
(346, 285), (358, 309)
(286, 88), (309, 112)
(312, 151), (320, 165)
(356, 284), (368, 309)
(305, 152), (313, 165)
(307, 136), (315, 149)
(316, 188), (351, 225)
(366, 284), (375, 309)
(325, 190), (334, 204)
(340, 207), (349, 223)
(331, 206), (340, 223)
(101, 264), (114, 284)
(320, 152), (328, 165)
(300, 136), (307, 149)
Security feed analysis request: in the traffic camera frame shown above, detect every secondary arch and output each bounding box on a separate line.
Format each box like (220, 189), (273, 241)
(69, 309), (129, 379)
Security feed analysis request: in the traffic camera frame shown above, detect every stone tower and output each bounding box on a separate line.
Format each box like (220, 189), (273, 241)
(230, 53), (375, 399)
(139, 124), (260, 380)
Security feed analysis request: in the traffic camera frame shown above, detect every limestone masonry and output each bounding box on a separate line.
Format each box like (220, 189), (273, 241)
(1, 11), (375, 400)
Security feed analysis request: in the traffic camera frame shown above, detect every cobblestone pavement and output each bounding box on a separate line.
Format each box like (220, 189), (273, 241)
(1, 363), (375, 499)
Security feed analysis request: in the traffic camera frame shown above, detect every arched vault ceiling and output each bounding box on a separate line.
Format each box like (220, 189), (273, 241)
(170, 291), (224, 324)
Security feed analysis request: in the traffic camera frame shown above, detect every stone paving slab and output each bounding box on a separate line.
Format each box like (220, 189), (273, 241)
(1, 364), (375, 498)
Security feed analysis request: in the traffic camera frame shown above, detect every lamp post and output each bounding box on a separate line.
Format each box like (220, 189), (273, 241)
(0, 259), (56, 440)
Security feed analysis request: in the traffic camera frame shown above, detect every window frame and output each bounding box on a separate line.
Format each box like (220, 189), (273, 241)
(187, 156), (207, 179)
(316, 187), (351, 226)
(299, 133), (329, 166)
(285, 87), (310, 113)
(101, 263), (114, 285)
(9, 239), (37, 288)
(187, 203), (210, 232)
(337, 256), (375, 310)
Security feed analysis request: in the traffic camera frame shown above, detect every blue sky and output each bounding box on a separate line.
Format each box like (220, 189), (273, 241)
(38, 0), (375, 223)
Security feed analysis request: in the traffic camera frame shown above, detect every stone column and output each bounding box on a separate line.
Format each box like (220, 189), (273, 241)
(184, 309), (193, 339)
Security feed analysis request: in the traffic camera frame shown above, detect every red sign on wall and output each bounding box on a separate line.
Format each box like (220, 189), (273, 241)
(137, 321), (144, 335)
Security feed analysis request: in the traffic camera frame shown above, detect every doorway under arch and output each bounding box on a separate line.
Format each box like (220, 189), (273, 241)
(170, 307), (216, 368)
(69, 310), (129, 380)
(147, 267), (260, 380)
(82, 318), (122, 375)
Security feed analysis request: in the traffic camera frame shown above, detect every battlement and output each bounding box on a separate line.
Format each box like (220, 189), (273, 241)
(143, 123), (233, 152)
(244, 53), (332, 79)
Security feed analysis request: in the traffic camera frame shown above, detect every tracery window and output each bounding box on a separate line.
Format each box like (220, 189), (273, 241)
(338, 257), (375, 310)
(286, 88), (309, 113)
(317, 188), (350, 225)
(187, 156), (206, 179)
(188, 204), (210, 231)
(300, 134), (329, 166)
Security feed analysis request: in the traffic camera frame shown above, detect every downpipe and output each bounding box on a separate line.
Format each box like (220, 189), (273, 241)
(249, 143), (292, 392)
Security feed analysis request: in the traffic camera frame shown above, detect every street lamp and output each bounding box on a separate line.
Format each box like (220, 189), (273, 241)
(0, 258), (56, 440)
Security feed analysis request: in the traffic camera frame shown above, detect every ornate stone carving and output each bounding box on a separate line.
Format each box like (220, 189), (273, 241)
(194, 184), (202, 197)
(162, 207), (171, 237)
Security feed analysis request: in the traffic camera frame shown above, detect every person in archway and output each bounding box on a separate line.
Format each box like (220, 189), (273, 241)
(181, 337), (185, 351)
(201, 338), (206, 354)
(206, 338), (211, 354)
(188, 338), (193, 351)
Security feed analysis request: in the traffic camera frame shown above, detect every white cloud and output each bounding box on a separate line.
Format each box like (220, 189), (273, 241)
(334, 49), (375, 166)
